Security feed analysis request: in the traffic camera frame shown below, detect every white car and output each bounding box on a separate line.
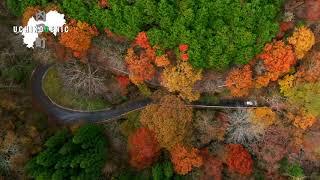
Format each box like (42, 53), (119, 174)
(245, 100), (258, 106)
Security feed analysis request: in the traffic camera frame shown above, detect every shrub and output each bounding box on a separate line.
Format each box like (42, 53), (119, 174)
(25, 124), (108, 179)
(279, 158), (305, 178)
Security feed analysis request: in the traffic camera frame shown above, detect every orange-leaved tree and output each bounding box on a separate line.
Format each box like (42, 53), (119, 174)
(288, 26), (315, 60)
(288, 109), (317, 130)
(155, 55), (170, 67)
(226, 65), (253, 97)
(161, 62), (202, 102)
(22, 6), (40, 27)
(225, 144), (253, 176)
(249, 108), (277, 128)
(170, 144), (203, 175)
(125, 47), (156, 84)
(128, 127), (161, 170)
(59, 20), (98, 58)
(255, 41), (296, 88)
(140, 95), (193, 149)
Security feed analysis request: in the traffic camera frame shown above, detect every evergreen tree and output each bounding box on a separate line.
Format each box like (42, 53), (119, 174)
(25, 124), (108, 180)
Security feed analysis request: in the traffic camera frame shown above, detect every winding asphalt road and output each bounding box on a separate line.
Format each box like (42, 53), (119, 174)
(31, 64), (152, 123)
(32, 64), (262, 123)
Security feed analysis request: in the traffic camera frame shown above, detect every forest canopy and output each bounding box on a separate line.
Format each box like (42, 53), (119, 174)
(61, 0), (284, 70)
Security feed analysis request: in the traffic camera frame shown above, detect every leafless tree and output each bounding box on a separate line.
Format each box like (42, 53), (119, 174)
(194, 71), (226, 93)
(226, 110), (264, 146)
(57, 61), (106, 97)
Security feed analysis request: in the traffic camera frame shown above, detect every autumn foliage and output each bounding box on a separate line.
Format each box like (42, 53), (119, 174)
(22, 6), (40, 27)
(59, 20), (98, 58)
(296, 52), (320, 82)
(251, 126), (290, 166)
(249, 108), (277, 128)
(170, 144), (203, 175)
(128, 127), (161, 170)
(104, 28), (127, 42)
(125, 48), (156, 84)
(135, 32), (151, 49)
(155, 55), (170, 67)
(255, 41), (296, 88)
(225, 144), (253, 176)
(99, 0), (109, 8)
(201, 150), (223, 180)
(305, 0), (320, 21)
(279, 75), (296, 97)
(161, 62), (202, 101)
(288, 26), (315, 59)
(125, 32), (158, 84)
(116, 75), (130, 91)
(140, 95), (193, 149)
(226, 65), (253, 97)
(289, 110), (317, 130)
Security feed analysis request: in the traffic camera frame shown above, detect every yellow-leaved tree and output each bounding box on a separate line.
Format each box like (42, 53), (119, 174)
(249, 108), (277, 128)
(161, 62), (202, 102)
(288, 26), (315, 60)
(140, 95), (193, 150)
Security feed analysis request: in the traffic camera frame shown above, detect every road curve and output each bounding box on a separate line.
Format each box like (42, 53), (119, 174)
(31, 64), (152, 123)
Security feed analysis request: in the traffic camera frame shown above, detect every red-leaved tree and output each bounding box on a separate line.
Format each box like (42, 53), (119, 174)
(225, 144), (253, 176)
(128, 127), (160, 170)
(201, 149), (223, 180)
(305, 0), (320, 21)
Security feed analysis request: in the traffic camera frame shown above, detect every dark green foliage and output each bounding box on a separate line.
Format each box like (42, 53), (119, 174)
(198, 95), (220, 105)
(61, 0), (108, 30)
(0, 57), (36, 87)
(5, 0), (50, 16)
(116, 161), (177, 180)
(279, 158), (305, 178)
(101, 0), (283, 70)
(57, 0), (283, 69)
(25, 124), (108, 180)
(152, 161), (174, 180)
